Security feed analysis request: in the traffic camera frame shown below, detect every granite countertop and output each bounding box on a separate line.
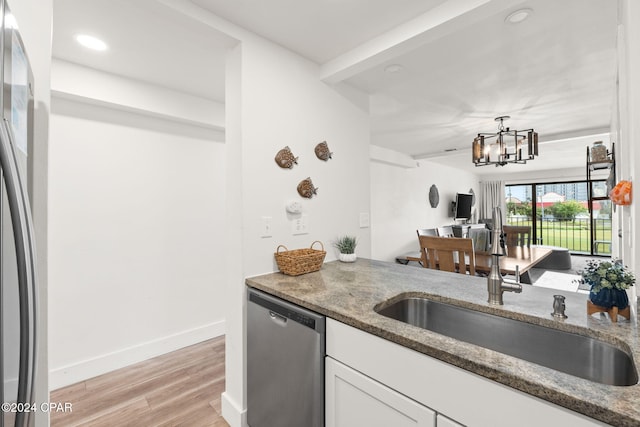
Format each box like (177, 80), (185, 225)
(246, 258), (640, 427)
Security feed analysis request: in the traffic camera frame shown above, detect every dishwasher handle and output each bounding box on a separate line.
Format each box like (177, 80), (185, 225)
(269, 310), (288, 325)
(248, 288), (325, 332)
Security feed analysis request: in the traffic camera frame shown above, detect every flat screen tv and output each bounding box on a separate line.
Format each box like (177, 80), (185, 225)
(454, 193), (474, 220)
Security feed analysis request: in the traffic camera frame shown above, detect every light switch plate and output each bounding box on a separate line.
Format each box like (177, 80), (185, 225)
(261, 216), (272, 238)
(359, 212), (370, 228)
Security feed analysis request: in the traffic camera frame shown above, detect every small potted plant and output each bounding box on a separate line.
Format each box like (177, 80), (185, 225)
(582, 259), (635, 310)
(334, 235), (357, 263)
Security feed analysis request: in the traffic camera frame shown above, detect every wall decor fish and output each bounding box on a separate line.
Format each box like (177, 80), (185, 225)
(275, 146), (298, 169)
(297, 177), (318, 198)
(314, 141), (333, 161)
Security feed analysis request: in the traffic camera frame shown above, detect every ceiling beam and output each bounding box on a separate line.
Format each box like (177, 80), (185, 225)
(320, 0), (526, 84)
(370, 145), (418, 168)
(154, 0), (244, 43)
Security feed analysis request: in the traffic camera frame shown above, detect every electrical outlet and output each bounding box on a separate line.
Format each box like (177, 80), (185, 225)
(261, 216), (272, 238)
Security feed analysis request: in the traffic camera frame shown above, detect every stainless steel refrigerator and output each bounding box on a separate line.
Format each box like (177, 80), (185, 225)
(0, 1), (37, 426)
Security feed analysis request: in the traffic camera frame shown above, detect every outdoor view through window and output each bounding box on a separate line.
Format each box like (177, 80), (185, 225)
(506, 182), (612, 256)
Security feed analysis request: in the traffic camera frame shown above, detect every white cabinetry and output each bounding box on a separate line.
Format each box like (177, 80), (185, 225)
(326, 357), (435, 427)
(326, 318), (607, 427)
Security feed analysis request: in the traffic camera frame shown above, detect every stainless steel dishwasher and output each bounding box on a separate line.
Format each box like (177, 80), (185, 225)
(247, 288), (325, 427)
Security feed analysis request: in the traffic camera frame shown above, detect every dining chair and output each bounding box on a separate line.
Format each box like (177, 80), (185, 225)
(502, 225), (531, 248)
(416, 228), (438, 237)
(404, 229), (438, 266)
(398, 229), (439, 265)
(436, 226), (454, 238)
(419, 235), (476, 275)
(468, 228), (490, 252)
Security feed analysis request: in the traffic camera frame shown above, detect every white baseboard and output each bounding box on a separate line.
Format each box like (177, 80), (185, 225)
(49, 320), (225, 390)
(221, 391), (247, 427)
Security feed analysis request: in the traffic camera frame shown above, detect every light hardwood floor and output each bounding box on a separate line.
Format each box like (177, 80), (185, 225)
(50, 336), (229, 427)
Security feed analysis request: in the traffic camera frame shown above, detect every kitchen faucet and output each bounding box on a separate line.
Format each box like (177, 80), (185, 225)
(487, 206), (522, 305)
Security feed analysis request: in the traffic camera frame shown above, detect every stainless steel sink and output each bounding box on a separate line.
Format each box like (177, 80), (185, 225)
(375, 297), (638, 386)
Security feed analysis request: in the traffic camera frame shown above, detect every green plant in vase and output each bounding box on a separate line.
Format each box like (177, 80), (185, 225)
(582, 259), (635, 309)
(334, 235), (357, 262)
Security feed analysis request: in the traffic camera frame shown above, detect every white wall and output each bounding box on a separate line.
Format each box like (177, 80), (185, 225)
(239, 49), (371, 271)
(48, 71), (227, 388)
(370, 158), (479, 262)
(618, 0), (640, 295)
(221, 30), (371, 427)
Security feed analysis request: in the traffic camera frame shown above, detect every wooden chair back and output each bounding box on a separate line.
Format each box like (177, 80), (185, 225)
(419, 236), (476, 275)
(502, 225), (531, 248)
(412, 229), (438, 266)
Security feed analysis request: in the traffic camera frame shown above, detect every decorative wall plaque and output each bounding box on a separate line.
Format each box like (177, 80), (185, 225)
(274, 146), (298, 169)
(428, 185), (439, 208)
(314, 141), (333, 161)
(297, 177), (318, 198)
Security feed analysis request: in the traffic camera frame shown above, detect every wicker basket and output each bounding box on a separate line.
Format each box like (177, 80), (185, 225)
(274, 241), (326, 276)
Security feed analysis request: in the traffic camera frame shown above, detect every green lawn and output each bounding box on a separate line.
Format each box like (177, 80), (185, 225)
(506, 219), (612, 254)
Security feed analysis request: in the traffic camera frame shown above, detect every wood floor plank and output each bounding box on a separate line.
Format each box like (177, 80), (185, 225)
(48, 379), (87, 405)
(144, 382), (224, 427)
(77, 397), (151, 427)
(144, 373), (221, 410)
(50, 337), (228, 427)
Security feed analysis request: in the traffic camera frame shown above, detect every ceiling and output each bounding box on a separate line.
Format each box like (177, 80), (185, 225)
(190, 0), (449, 64)
(51, 0), (618, 176)
(52, 0), (233, 101)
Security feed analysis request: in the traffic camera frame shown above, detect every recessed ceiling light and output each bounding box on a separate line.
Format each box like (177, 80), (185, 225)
(505, 8), (532, 24)
(384, 64), (403, 74)
(75, 34), (108, 51)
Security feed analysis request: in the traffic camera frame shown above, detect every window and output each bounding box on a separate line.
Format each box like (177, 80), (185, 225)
(506, 181), (611, 255)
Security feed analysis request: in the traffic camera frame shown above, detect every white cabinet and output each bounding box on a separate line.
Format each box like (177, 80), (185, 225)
(326, 357), (435, 427)
(326, 318), (607, 427)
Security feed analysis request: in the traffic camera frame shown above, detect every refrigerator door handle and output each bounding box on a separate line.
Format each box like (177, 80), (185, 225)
(0, 119), (38, 427)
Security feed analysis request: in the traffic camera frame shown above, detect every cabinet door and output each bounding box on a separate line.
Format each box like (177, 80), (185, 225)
(326, 357), (435, 427)
(437, 414), (464, 427)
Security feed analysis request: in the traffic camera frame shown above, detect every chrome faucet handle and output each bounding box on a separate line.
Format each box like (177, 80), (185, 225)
(551, 295), (568, 319)
(514, 265), (520, 283)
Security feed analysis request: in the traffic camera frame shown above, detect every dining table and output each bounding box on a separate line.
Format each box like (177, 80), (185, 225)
(474, 246), (554, 278)
(403, 245), (554, 282)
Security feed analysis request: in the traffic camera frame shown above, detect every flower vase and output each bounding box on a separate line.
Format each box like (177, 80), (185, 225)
(589, 288), (629, 310)
(338, 253), (356, 263)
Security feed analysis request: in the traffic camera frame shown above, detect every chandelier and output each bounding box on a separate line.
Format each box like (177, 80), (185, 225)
(472, 116), (538, 167)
